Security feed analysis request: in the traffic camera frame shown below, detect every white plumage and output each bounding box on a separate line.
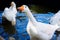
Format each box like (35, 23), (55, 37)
(2, 2), (17, 25)
(2, 7), (16, 22)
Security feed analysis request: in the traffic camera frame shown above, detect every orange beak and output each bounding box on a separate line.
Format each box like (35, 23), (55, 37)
(17, 5), (24, 11)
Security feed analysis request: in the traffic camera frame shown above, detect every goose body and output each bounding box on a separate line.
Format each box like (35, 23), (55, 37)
(27, 20), (59, 40)
(2, 7), (16, 22)
(18, 5), (59, 40)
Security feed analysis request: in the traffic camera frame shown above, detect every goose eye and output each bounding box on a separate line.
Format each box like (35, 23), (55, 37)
(24, 5), (27, 8)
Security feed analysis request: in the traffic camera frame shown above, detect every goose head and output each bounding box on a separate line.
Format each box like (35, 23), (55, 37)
(17, 5), (30, 13)
(18, 5), (37, 23)
(11, 1), (16, 7)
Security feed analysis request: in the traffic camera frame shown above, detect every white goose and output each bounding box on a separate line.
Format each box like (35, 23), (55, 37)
(2, 2), (17, 35)
(18, 5), (59, 40)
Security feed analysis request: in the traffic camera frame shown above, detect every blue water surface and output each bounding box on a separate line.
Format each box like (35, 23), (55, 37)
(0, 12), (56, 40)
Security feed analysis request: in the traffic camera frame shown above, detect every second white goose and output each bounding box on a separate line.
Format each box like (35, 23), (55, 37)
(2, 2), (17, 35)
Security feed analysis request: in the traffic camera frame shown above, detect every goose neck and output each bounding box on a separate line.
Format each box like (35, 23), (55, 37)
(26, 10), (37, 23)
